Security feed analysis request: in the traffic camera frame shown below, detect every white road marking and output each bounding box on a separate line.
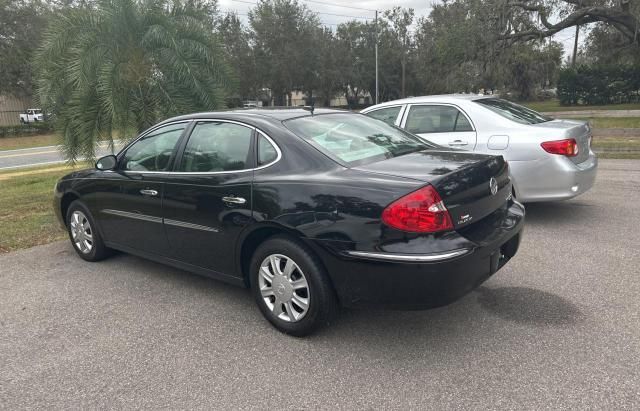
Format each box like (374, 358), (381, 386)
(0, 160), (68, 171)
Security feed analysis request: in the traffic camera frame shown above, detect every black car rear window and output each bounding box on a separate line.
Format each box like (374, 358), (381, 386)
(474, 98), (552, 125)
(284, 113), (433, 167)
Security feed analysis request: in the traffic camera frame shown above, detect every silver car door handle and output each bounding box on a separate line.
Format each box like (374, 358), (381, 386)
(448, 140), (468, 146)
(222, 196), (246, 205)
(140, 189), (158, 196)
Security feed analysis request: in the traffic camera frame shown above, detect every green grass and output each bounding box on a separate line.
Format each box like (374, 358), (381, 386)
(523, 100), (640, 112)
(0, 134), (59, 150)
(591, 137), (640, 159)
(589, 117), (640, 129)
(0, 166), (75, 252)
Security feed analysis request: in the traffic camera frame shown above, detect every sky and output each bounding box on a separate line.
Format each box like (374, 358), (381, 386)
(218, 0), (580, 58)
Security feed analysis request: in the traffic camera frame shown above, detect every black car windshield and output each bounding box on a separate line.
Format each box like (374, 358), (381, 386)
(285, 113), (432, 167)
(474, 98), (552, 125)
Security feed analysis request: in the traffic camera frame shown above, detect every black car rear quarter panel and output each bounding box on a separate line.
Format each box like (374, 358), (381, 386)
(305, 201), (525, 309)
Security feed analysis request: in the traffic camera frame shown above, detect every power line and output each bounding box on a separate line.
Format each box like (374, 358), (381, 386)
(221, 9), (355, 27)
(229, 0), (372, 19)
(315, 11), (371, 20)
(300, 0), (377, 12)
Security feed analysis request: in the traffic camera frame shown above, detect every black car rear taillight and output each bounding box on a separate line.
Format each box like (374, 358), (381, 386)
(381, 185), (453, 233)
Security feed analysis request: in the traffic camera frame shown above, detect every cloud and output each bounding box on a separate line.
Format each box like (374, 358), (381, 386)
(219, 0), (437, 28)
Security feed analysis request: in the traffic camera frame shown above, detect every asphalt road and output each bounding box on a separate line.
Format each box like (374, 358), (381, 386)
(1, 159), (639, 409)
(0, 143), (120, 170)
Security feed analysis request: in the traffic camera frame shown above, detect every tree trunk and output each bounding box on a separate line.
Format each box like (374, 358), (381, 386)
(401, 58), (406, 98)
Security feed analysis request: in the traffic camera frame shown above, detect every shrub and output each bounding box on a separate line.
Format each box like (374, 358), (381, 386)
(0, 122), (53, 138)
(557, 65), (640, 106)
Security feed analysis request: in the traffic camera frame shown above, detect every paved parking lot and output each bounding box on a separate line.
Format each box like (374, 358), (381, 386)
(1, 159), (639, 409)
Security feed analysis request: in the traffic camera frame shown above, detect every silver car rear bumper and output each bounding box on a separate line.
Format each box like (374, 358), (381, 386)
(511, 153), (597, 202)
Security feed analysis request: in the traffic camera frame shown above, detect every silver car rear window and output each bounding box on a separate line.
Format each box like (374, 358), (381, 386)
(474, 98), (552, 125)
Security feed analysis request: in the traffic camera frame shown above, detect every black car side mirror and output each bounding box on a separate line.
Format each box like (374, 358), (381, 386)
(96, 155), (117, 171)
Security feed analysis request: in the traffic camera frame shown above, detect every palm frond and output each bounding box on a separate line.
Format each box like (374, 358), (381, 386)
(34, 0), (236, 163)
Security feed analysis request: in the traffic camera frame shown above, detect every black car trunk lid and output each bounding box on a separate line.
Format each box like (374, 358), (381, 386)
(352, 150), (511, 229)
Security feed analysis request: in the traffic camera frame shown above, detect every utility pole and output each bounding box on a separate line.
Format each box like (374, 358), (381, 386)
(375, 9), (379, 104)
(572, 24), (580, 66)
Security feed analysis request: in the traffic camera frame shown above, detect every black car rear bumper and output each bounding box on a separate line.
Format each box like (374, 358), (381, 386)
(306, 201), (525, 309)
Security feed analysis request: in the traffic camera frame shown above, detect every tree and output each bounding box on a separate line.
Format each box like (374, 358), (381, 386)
(249, 0), (320, 106)
(34, 0), (234, 162)
(384, 7), (414, 98)
(335, 21), (376, 104)
(312, 28), (342, 106)
(504, 42), (563, 100)
(579, 22), (640, 64)
(219, 12), (258, 103)
(414, 0), (499, 94)
(504, 0), (640, 47)
(0, 0), (49, 97)
(412, 0), (563, 99)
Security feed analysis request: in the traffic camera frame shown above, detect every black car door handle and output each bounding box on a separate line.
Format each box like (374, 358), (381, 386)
(222, 196), (246, 205)
(140, 189), (158, 196)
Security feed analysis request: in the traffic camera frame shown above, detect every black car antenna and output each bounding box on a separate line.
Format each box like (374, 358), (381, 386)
(302, 102), (315, 116)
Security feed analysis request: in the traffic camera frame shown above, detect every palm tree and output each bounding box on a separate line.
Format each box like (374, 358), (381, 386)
(34, 0), (236, 162)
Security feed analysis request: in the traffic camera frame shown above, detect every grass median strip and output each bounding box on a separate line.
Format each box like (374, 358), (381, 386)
(524, 100), (640, 112)
(0, 134), (59, 151)
(592, 137), (640, 159)
(0, 164), (85, 253)
(589, 117), (640, 129)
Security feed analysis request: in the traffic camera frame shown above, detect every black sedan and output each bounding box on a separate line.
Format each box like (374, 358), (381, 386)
(54, 108), (524, 336)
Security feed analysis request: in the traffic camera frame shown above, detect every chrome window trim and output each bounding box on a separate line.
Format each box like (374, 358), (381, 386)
(101, 209), (220, 233)
(164, 218), (219, 232)
(119, 119), (282, 175)
(344, 248), (471, 262)
(400, 103), (476, 133)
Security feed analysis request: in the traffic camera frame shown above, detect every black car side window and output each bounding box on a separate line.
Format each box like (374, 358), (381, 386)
(121, 123), (186, 171)
(405, 105), (473, 134)
(257, 133), (278, 166)
(179, 122), (253, 172)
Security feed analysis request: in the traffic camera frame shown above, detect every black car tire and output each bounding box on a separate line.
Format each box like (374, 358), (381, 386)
(66, 200), (112, 262)
(250, 235), (338, 336)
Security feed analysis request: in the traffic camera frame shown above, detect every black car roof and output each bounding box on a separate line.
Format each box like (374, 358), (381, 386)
(161, 107), (349, 124)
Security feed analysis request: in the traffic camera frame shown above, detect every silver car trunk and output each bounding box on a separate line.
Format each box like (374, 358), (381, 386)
(530, 119), (591, 164)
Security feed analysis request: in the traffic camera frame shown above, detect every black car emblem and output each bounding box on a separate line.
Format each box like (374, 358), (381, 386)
(489, 177), (498, 195)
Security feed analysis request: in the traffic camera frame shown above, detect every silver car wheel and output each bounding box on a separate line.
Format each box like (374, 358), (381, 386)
(70, 210), (93, 254)
(258, 254), (310, 322)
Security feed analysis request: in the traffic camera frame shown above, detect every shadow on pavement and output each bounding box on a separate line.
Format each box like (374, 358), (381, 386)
(476, 286), (585, 326)
(100, 249), (583, 348)
(523, 200), (598, 226)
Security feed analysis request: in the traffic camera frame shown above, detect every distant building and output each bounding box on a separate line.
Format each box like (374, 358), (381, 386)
(288, 91), (370, 107)
(0, 95), (32, 126)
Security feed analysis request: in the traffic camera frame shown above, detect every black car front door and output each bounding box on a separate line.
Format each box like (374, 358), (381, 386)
(162, 121), (255, 277)
(97, 122), (189, 255)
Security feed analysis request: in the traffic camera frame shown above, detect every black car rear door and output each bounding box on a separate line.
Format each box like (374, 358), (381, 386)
(162, 120), (256, 277)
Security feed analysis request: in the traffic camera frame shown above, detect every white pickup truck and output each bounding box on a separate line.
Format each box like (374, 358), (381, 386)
(19, 109), (44, 124)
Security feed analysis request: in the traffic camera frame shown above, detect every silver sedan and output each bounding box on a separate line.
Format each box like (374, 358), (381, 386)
(361, 95), (597, 202)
